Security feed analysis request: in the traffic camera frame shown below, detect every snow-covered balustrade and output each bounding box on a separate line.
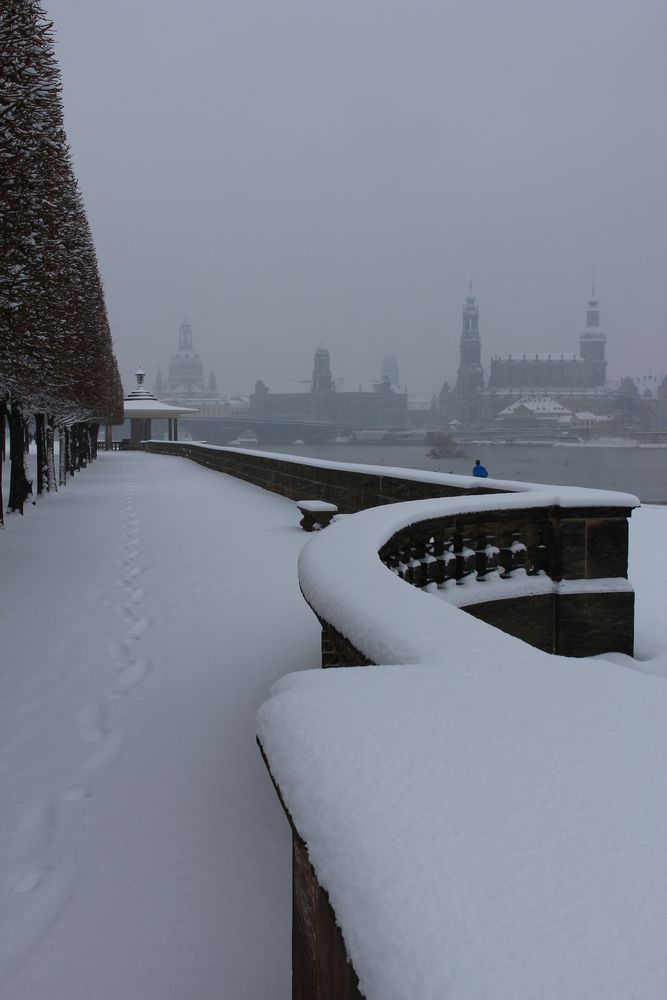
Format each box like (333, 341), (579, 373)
(262, 489), (648, 999)
(145, 440), (637, 657)
(300, 489), (638, 665)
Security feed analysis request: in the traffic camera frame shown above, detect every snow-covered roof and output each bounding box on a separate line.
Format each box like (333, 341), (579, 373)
(492, 352), (580, 362)
(574, 411), (611, 421)
(123, 370), (198, 418)
(499, 396), (573, 416)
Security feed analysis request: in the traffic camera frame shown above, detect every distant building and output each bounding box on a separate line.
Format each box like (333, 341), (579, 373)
(158, 321), (221, 403)
(249, 346), (407, 429)
(488, 282), (606, 391)
(437, 282), (659, 432)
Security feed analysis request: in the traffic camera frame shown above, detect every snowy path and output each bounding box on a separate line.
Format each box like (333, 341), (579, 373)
(0, 452), (320, 999)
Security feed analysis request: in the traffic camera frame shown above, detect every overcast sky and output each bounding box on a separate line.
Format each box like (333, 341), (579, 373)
(45, 0), (666, 396)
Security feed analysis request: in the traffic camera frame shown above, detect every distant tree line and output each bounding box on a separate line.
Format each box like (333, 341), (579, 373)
(0, 1), (123, 524)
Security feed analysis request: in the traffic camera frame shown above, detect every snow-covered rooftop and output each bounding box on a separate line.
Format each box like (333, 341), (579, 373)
(498, 396), (573, 416)
(123, 369), (198, 418)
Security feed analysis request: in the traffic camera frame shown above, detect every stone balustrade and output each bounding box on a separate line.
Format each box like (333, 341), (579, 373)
(144, 440), (636, 657)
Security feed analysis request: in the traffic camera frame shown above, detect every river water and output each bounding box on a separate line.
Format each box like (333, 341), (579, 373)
(259, 441), (667, 504)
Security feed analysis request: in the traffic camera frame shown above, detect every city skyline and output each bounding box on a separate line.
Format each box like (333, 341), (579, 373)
(44, 0), (666, 396)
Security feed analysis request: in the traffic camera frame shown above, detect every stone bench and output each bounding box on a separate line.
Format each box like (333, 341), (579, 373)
(296, 500), (338, 532)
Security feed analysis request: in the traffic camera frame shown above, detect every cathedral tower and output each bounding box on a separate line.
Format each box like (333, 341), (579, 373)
(579, 280), (606, 386)
(455, 282), (483, 396)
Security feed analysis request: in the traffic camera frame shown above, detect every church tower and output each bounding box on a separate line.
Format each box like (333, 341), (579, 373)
(579, 280), (606, 386)
(455, 282), (483, 396)
(312, 344), (333, 392)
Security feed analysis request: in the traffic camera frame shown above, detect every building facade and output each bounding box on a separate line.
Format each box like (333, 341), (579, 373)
(249, 346), (407, 429)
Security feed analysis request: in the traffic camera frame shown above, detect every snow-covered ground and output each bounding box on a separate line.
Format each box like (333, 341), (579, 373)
(0, 451), (320, 999)
(1, 450), (664, 998)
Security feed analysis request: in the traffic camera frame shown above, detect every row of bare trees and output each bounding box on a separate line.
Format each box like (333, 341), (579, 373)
(0, 1), (123, 523)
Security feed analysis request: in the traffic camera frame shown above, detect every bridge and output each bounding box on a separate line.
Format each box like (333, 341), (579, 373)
(180, 413), (357, 445)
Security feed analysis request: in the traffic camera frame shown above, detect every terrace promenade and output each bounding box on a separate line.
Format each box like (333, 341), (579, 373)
(0, 452), (319, 999)
(1, 445), (664, 999)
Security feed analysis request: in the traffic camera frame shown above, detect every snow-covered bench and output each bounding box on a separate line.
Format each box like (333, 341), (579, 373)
(296, 499), (338, 532)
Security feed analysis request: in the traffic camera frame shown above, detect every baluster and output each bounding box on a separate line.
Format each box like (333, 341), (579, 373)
(475, 533), (500, 580)
(400, 535), (417, 585)
(386, 549), (402, 577)
(411, 535), (428, 588)
(500, 531), (528, 577)
(454, 534), (476, 583)
(429, 534), (446, 586)
(528, 527), (548, 575)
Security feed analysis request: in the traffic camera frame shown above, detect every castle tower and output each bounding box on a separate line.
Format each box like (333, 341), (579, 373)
(312, 344), (333, 392)
(455, 282), (483, 396)
(579, 280), (606, 386)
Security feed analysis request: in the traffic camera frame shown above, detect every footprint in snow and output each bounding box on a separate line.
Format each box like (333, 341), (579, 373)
(113, 658), (150, 695)
(61, 783), (91, 802)
(7, 865), (50, 895)
(76, 701), (107, 743)
(0, 864), (75, 982)
(7, 800), (55, 865)
(79, 729), (125, 778)
(107, 641), (130, 664)
(128, 616), (150, 639)
(114, 604), (137, 623)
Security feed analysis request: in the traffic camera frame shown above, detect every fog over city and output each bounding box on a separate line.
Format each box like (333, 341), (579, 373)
(45, 0), (666, 397)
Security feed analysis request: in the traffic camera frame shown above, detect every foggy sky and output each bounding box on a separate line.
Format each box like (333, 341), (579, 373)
(44, 0), (666, 397)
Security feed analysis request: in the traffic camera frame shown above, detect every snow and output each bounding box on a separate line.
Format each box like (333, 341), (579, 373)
(296, 499), (338, 512)
(258, 503), (667, 1000)
(0, 452), (320, 999)
(1, 446), (663, 999)
(431, 572), (633, 608)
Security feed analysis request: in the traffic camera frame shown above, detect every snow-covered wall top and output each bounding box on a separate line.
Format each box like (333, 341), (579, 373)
(257, 504), (666, 999)
(257, 649), (667, 1000)
(298, 490), (633, 666)
(148, 440), (639, 509)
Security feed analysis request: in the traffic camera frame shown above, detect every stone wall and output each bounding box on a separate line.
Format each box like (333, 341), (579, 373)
(146, 441), (634, 658)
(145, 440), (500, 510)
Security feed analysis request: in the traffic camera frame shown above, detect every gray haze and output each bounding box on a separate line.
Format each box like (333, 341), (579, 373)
(45, 0), (666, 396)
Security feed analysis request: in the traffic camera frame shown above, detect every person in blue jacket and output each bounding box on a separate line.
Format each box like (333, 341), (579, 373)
(472, 458), (488, 478)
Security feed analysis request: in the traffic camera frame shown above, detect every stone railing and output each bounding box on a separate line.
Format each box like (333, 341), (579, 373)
(144, 440), (636, 656)
(299, 492), (637, 663)
(143, 439), (502, 509)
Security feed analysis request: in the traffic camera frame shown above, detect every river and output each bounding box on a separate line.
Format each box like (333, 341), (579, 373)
(258, 441), (667, 504)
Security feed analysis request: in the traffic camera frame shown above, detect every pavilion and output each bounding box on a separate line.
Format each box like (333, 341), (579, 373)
(112, 368), (198, 449)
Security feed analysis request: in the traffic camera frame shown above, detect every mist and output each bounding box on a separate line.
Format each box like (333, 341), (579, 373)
(45, 0), (666, 396)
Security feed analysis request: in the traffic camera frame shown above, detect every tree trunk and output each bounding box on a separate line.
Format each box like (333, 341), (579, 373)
(8, 404), (32, 514)
(35, 413), (48, 495)
(47, 416), (57, 492)
(59, 426), (68, 486)
(0, 405), (5, 526)
(68, 424), (77, 476)
(90, 422), (99, 460)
